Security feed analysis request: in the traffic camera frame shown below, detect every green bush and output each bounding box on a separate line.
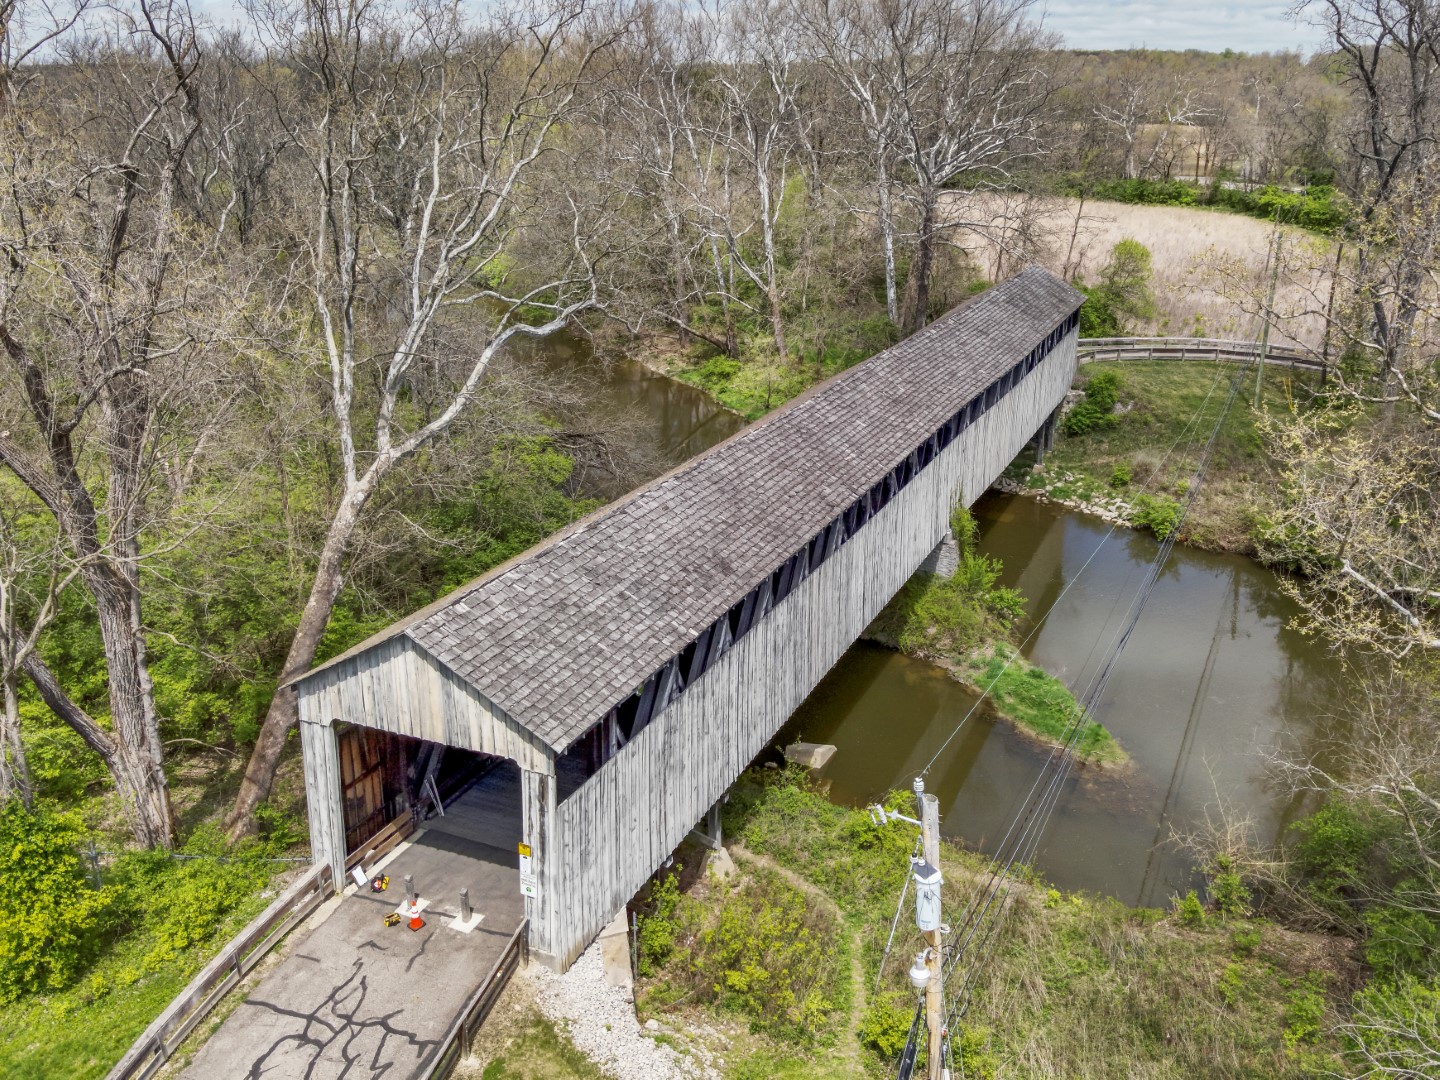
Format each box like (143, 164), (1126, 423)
(1208, 855), (1252, 919)
(689, 869), (840, 1035)
(1062, 370), (1125, 438)
(952, 1025), (998, 1079)
(636, 868), (683, 978)
(1344, 976), (1440, 1074)
(1109, 463), (1132, 488)
(1064, 176), (1349, 232)
(1129, 494), (1182, 539)
(1289, 801), (1373, 905)
(1361, 904), (1440, 983)
(0, 803), (118, 1003)
(859, 990), (914, 1057)
(1085, 370), (1123, 411)
(1175, 889), (1205, 927)
(1077, 284), (1121, 338)
(1283, 974), (1327, 1050)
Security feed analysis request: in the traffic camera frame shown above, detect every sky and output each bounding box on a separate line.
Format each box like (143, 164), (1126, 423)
(192, 0), (1332, 57)
(1041, 1), (1329, 54)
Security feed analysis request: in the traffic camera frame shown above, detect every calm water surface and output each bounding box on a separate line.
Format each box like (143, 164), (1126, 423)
(777, 492), (1351, 906)
(509, 331), (745, 498)
(530, 340), (1351, 907)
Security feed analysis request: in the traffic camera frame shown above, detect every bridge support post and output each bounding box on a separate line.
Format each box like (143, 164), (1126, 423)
(918, 531), (959, 578)
(1034, 404), (1061, 465)
(690, 799), (723, 851)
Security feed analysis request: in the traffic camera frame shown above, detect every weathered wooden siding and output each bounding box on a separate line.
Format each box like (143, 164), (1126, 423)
(297, 636), (554, 887)
(299, 718), (348, 887)
(533, 327), (1079, 967)
(296, 635), (553, 775)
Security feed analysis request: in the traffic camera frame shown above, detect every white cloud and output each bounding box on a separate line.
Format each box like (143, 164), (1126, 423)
(1040, 0), (1328, 54)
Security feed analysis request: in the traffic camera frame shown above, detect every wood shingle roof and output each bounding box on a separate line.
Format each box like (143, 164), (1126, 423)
(293, 267), (1084, 752)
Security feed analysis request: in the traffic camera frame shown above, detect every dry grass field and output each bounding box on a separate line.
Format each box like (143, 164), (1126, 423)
(950, 194), (1337, 350)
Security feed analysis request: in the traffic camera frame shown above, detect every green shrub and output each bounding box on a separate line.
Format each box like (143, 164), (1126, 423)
(1283, 974), (1327, 1050)
(1109, 462), (1132, 488)
(1129, 493), (1181, 539)
(1343, 976), (1440, 1074)
(1062, 400), (1116, 437)
(636, 869), (683, 977)
(1064, 176), (1349, 232)
(1175, 889), (1205, 927)
(1361, 904), (1440, 983)
(1062, 370), (1125, 437)
(1077, 284), (1121, 338)
(952, 1024), (998, 1079)
(1208, 855), (1252, 919)
(859, 990), (914, 1057)
(1085, 370), (1123, 410)
(0, 803), (118, 1003)
(689, 869), (839, 1035)
(1289, 801), (1372, 904)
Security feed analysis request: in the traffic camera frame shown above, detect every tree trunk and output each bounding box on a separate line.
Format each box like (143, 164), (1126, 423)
(227, 487), (369, 839)
(22, 651), (171, 845)
(878, 179), (899, 325)
(0, 679), (31, 808)
(88, 565), (174, 847)
(910, 194), (938, 335)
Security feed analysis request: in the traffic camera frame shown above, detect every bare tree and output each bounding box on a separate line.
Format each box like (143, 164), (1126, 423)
(814, 0), (1055, 333)
(1093, 59), (1214, 180)
(226, 0), (627, 836)
(0, 0), (256, 847)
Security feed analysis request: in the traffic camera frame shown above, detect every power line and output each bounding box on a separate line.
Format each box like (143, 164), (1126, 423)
(917, 358), (1230, 780)
(894, 360), (1243, 1078)
(938, 359), (1254, 1039)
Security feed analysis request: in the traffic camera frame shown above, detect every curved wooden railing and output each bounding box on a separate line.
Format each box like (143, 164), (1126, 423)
(1079, 336), (1321, 371)
(106, 863), (334, 1080)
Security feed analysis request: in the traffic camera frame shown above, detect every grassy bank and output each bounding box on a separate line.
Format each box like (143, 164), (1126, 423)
(0, 806), (301, 1080)
(865, 507), (1126, 767)
(668, 352), (869, 420)
(632, 768), (1355, 1078)
(1007, 359), (1320, 553)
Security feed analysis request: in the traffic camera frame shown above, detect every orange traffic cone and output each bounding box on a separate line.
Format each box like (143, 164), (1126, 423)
(408, 898), (425, 932)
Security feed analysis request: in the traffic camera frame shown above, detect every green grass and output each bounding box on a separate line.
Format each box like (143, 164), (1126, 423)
(967, 646), (1128, 767)
(1011, 360), (1322, 552)
(466, 1014), (614, 1080)
(669, 353), (867, 420)
(689, 767), (1355, 1079)
(0, 884), (274, 1079)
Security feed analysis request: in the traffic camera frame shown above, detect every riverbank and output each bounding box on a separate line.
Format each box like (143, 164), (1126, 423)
(864, 507), (1128, 769)
(622, 766), (1358, 1079)
(1005, 359), (1317, 554)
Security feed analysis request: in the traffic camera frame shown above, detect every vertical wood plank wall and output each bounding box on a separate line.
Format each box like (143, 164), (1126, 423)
(535, 329), (1080, 967)
(296, 636), (554, 775)
(299, 718), (348, 887)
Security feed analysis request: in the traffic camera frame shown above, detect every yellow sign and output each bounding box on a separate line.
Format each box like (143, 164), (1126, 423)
(517, 842), (532, 857)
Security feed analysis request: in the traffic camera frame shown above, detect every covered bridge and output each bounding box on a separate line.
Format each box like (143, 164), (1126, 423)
(290, 267), (1084, 970)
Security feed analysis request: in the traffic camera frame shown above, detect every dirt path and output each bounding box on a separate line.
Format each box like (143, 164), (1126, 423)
(730, 844), (868, 1077)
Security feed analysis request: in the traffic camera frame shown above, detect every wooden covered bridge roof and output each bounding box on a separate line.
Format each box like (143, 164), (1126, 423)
(293, 267), (1083, 754)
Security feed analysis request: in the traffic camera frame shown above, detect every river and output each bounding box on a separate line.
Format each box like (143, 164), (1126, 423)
(530, 335), (1349, 908)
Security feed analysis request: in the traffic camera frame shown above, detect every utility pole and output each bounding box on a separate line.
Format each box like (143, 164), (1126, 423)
(1254, 222), (1284, 409)
(871, 779), (947, 1080)
(914, 778), (945, 1080)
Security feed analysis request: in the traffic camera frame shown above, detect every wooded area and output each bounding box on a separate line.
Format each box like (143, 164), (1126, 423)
(0, 0), (1437, 1072)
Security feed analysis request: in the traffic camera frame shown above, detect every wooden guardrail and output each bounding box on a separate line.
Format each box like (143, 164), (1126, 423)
(346, 808), (417, 874)
(105, 862), (335, 1080)
(418, 919), (529, 1079)
(1079, 336), (1322, 370)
